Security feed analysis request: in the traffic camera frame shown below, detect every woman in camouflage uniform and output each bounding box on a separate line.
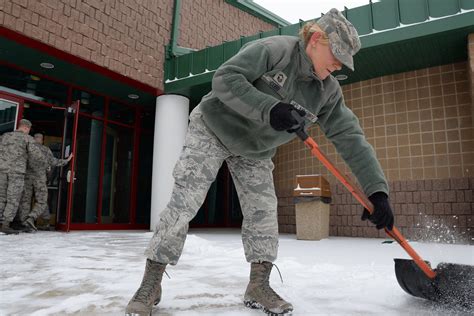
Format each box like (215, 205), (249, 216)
(126, 8), (394, 316)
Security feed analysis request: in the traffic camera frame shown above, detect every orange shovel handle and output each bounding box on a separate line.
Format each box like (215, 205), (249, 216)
(303, 136), (437, 279)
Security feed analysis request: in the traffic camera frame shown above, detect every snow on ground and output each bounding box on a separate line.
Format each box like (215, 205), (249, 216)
(0, 229), (472, 316)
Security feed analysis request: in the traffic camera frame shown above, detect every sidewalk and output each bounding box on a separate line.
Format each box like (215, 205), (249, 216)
(0, 229), (472, 315)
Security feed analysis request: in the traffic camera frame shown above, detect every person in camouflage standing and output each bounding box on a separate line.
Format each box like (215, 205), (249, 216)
(18, 133), (73, 231)
(126, 8), (395, 316)
(0, 119), (43, 235)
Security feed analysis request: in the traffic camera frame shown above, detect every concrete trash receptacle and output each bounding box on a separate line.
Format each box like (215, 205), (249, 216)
(294, 175), (332, 240)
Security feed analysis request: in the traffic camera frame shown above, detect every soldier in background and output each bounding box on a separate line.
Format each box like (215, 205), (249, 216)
(18, 133), (73, 231)
(0, 119), (42, 235)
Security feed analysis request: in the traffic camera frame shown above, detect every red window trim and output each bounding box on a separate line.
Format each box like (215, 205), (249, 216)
(0, 61), (155, 109)
(0, 26), (161, 97)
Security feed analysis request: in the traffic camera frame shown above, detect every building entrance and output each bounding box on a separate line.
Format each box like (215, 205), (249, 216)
(0, 93), (79, 230)
(0, 60), (153, 231)
(1, 87), (149, 231)
(21, 101), (69, 228)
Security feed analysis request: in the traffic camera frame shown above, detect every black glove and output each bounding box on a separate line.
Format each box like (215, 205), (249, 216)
(361, 192), (394, 230)
(269, 102), (305, 131)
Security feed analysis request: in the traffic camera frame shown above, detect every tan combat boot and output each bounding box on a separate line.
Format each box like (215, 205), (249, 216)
(244, 261), (293, 315)
(23, 217), (37, 231)
(0, 221), (20, 235)
(125, 259), (167, 316)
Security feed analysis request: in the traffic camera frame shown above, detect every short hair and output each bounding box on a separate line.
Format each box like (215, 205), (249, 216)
(18, 119), (32, 128)
(34, 133), (44, 138)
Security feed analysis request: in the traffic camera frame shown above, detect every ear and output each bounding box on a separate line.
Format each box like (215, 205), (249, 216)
(310, 32), (321, 46)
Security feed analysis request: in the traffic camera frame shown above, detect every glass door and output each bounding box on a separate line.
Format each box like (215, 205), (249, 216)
(100, 123), (133, 224)
(57, 101), (80, 231)
(21, 101), (67, 227)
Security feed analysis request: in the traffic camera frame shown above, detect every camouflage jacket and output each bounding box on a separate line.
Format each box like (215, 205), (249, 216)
(0, 130), (43, 174)
(27, 143), (69, 176)
(199, 35), (388, 196)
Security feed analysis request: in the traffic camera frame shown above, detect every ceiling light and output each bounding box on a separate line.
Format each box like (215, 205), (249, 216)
(128, 94), (139, 99)
(40, 62), (55, 69)
(335, 74), (348, 81)
(30, 75), (41, 81)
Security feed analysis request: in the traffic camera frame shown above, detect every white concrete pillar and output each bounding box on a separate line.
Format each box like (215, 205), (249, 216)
(150, 94), (189, 230)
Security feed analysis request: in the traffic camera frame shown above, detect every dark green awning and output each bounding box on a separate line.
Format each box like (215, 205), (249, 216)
(165, 0), (474, 104)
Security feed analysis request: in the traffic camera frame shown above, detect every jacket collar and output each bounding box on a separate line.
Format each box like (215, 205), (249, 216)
(297, 40), (324, 89)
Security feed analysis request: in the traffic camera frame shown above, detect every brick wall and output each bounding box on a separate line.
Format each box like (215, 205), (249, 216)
(274, 61), (474, 243)
(0, 0), (274, 90)
(329, 178), (473, 244)
(1, 0), (174, 88)
(470, 34), (474, 127)
(278, 179), (473, 244)
(179, 0), (274, 50)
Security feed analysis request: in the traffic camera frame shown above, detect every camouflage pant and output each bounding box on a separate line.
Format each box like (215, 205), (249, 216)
(145, 108), (279, 264)
(19, 172), (49, 222)
(0, 172), (25, 223)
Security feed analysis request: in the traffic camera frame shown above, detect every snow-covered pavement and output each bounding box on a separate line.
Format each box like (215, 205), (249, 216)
(0, 229), (472, 315)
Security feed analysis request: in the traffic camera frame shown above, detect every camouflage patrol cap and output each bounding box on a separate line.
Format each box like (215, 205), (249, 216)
(19, 119), (32, 128)
(317, 8), (361, 71)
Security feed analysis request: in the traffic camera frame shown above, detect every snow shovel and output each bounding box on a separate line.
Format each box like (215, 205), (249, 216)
(289, 109), (474, 308)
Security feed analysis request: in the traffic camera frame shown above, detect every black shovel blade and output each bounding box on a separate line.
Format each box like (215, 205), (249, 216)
(394, 258), (474, 309)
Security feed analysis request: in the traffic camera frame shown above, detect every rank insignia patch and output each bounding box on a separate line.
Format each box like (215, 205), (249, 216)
(273, 71), (287, 87)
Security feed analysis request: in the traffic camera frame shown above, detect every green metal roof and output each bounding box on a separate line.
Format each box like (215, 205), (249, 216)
(225, 0), (291, 27)
(165, 0), (474, 104)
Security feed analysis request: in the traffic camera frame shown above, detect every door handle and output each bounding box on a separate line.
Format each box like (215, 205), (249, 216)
(66, 170), (77, 183)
